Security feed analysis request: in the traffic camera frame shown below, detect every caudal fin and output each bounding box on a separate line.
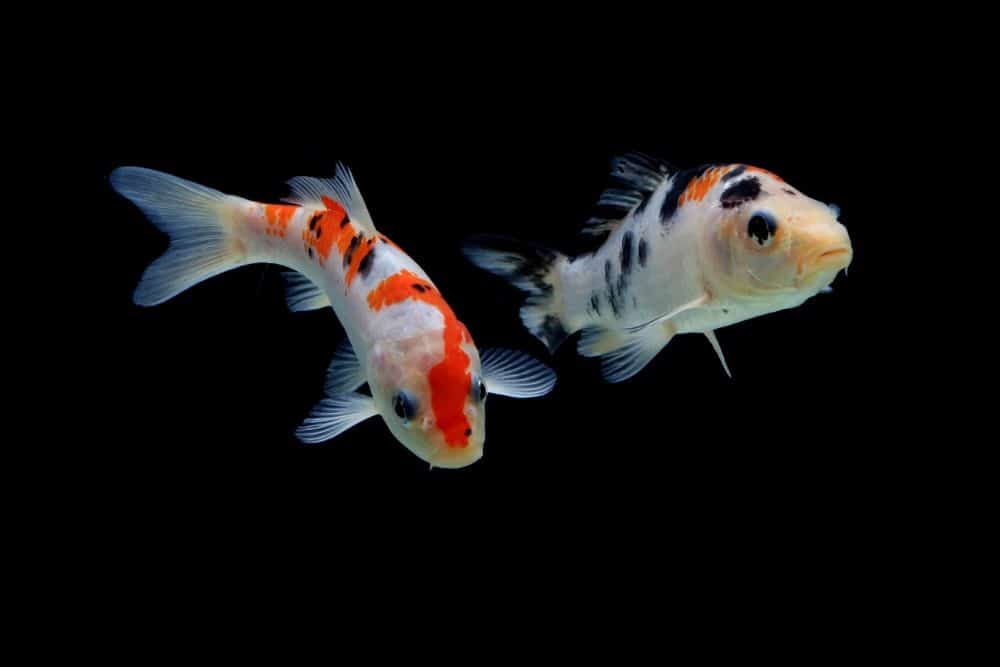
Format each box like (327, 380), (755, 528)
(462, 235), (570, 352)
(111, 167), (248, 306)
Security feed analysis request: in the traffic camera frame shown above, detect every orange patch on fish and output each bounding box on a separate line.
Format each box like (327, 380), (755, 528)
(263, 204), (298, 238)
(678, 165), (734, 207)
(367, 270), (472, 447)
(303, 202), (351, 263)
(747, 166), (784, 182)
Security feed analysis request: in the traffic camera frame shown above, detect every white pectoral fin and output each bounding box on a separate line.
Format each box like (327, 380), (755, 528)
(296, 392), (378, 444)
(592, 292), (710, 382)
(704, 330), (732, 378)
(623, 293), (711, 334)
(282, 271), (331, 311)
(600, 321), (675, 383)
(325, 339), (366, 395)
(480, 348), (557, 398)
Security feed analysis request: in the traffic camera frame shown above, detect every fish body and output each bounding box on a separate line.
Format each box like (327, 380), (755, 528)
(464, 154), (852, 381)
(113, 165), (555, 467)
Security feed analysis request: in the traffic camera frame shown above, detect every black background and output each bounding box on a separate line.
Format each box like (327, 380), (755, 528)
(65, 23), (931, 563)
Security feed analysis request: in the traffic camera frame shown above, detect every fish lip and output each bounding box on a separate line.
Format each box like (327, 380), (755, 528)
(818, 248), (852, 261)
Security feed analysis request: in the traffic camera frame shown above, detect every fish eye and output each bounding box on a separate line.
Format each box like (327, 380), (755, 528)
(472, 376), (487, 402)
(747, 212), (777, 246)
(392, 391), (416, 423)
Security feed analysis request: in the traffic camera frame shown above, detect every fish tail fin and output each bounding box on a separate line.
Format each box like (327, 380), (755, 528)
(111, 166), (251, 306)
(462, 235), (570, 352)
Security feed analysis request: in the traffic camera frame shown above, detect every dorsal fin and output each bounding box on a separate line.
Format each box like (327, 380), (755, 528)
(284, 163), (376, 234)
(582, 152), (676, 237)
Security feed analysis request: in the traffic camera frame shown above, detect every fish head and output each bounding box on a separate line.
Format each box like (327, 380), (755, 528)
(711, 170), (852, 299)
(367, 321), (486, 469)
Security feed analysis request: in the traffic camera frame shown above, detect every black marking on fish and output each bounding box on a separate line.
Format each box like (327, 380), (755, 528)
(358, 247), (376, 279)
(343, 235), (360, 267)
(783, 188), (797, 196)
(605, 260), (621, 317)
(620, 231), (634, 275)
(340, 214), (351, 228)
(539, 315), (568, 350)
(412, 283), (427, 293)
(722, 165), (747, 182)
(464, 428), (472, 437)
(660, 165), (711, 224)
(637, 237), (648, 267)
(315, 225), (322, 238)
(617, 274), (628, 300)
(308, 247), (314, 259)
(720, 177), (762, 209)
(309, 213), (321, 230)
(589, 293), (601, 316)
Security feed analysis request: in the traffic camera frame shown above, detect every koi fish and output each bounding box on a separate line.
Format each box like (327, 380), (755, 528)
(463, 153), (852, 382)
(112, 165), (555, 468)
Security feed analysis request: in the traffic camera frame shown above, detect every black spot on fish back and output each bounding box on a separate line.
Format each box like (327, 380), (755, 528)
(340, 214), (351, 228)
(620, 231), (634, 275)
(722, 165), (747, 182)
(412, 283), (427, 292)
(638, 237), (648, 267)
(661, 165), (711, 224)
(604, 259), (621, 317)
(309, 213), (321, 230)
(343, 235), (360, 267)
(720, 177), (762, 209)
(358, 246), (376, 279)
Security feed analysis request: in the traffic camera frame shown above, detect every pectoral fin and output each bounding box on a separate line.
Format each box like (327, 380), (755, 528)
(480, 348), (556, 398)
(296, 392), (378, 444)
(704, 330), (732, 378)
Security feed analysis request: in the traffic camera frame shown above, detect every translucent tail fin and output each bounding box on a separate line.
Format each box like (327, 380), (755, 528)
(462, 235), (570, 352)
(111, 167), (248, 306)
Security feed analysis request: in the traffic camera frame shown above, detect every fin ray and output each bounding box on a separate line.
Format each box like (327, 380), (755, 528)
(111, 167), (247, 306)
(480, 348), (556, 398)
(325, 339), (366, 395)
(582, 152), (675, 237)
(285, 163), (376, 234)
(704, 330), (732, 378)
(282, 271), (330, 311)
(296, 392), (377, 444)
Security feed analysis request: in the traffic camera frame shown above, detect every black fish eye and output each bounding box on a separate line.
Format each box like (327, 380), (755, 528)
(472, 376), (487, 402)
(748, 213), (777, 246)
(392, 391), (416, 422)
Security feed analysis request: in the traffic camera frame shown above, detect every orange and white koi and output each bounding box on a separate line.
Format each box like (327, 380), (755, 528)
(112, 165), (555, 467)
(463, 153), (852, 382)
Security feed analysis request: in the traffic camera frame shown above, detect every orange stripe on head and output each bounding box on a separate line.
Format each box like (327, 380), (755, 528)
(368, 270), (472, 447)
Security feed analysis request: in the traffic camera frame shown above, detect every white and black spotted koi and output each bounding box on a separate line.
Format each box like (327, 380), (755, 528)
(464, 152), (852, 382)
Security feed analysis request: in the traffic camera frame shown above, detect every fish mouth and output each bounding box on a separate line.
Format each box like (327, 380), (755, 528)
(807, 246), (853, 273)
(818, 248), (851, 261)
